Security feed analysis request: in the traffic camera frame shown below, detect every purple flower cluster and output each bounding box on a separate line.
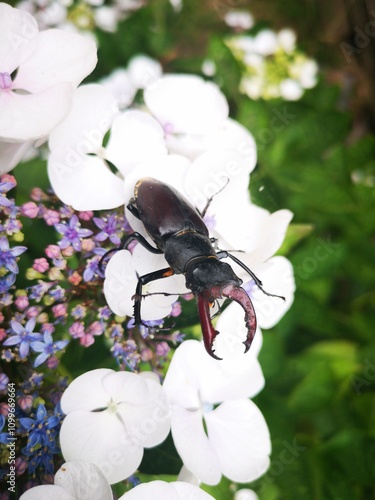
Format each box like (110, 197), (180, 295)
(0, 175), (185, 493)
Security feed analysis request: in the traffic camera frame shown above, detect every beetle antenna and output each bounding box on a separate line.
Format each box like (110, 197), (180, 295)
(200, 177), (230, 218)
(217, 250), (285, 301)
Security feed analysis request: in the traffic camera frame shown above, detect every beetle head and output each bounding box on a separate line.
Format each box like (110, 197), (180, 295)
(185, 259), (257, 360)
(185, 259), (242, 294)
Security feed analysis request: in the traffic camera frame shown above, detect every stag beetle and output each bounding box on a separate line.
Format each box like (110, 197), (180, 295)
(103, 177), (283, 359)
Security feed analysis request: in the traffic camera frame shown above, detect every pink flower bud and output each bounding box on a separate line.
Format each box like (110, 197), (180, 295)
(69, 322), (85, 338)
(52, 303), (67, 318)
(18, 395), (34, 411)
(33, 257), (49, 273)
(79, 211), (94, 221)
(47, 356), (59, 369)
(156, 341), (170, 357)
(21, 201), (39, 218)
(44, 209), (60, 226)
(15, 295), (29, 311)
(45, 245), (62, 259)
(80, 333), (95, 347)
(81, 238), (95, 252)
(68, 271), (82, 286)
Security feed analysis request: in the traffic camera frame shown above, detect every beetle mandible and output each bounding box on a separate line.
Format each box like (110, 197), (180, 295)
(104, 177), (283, 360)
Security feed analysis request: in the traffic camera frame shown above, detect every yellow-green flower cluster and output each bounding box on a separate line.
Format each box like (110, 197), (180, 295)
(226, 28), (318, 101)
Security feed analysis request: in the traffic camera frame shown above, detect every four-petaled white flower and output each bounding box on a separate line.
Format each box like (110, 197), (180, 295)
(163, 340), (271, 485)
(0, 2), (97, 173)
(59, 368), (170, 484)
(19, 460), (113, 500)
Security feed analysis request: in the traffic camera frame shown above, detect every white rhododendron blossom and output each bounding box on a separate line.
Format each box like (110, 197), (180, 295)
(19, 461), (113, 500)
(59, 369), (170, 484)
(163, 340), (271, 485)
(0, 2), (97, 173)
(118, 480), (216, 500)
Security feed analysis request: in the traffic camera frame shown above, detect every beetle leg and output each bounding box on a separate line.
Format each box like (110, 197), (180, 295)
(217, 251), (285, 301)
(98, 232), (163, 276)
(133, 267), (175, 327)
(197, 294), (222, 360)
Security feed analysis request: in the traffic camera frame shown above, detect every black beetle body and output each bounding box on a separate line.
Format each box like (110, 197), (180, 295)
(106, 177), (282, 359)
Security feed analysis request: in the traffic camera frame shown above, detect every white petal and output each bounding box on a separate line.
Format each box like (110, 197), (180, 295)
(205, 399), (271, 483)
(1, 83), (72, 141)
(166, 118), (257, 166)
(119, 481), (216, 500)
(164, 339), (264, 405)
(184, 149), (251, 214)
(48, 84), (118, 151)
(170, 407), (222, 485)
(48, 149), (125, 210)
(100, 68), (136, 109)
(144, 75), (229, 134)
(253, 30), (278, 55)
(0, 139), (34, 174)
(19, 485), (74, 500)
(114, 374), (171, 448)
(15, 29), (97, 93)
(0, 3), (39, 74)
(60, 409), (143, 484)
(216, 205), (293, 264)
(60, 368), (113, 414)
(105, 110), (167, 176)
(246, 256), (295, 329)
(54, 461), (113, 500)
(127, 55), (163, 89)
(103, 247), (181, 320)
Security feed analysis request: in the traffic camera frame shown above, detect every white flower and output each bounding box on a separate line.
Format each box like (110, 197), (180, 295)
(59, 369), (170, 484)
(119, 480), (216, 500)
(0, 3), (97, 143)
(127, 54), (163, 89)
(163, 340), (271, 485)
(103, 245), (187, 320)
(144, 74), (229, 135)
(235, 489), (259, 500)
(19, 461), (113, 500)
(277, 28), (296, 53)
(100, 68), (137, 109)
(279, 78), (303, 101)
(224, 10), (254, 31)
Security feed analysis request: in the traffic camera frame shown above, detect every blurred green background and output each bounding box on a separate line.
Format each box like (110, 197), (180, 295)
(11, 0), (375, 498)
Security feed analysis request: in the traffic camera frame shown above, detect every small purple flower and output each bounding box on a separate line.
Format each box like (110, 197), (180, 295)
(19, 403), (60, 451)
(0, 273), (16, 293)
(83, 256), (101, 282)
(0, 373), (9, 391)
(55, 214), (93, 251)
(93, 214), (122, 245)
(0, 236), (27, 274)
(30, 331), (69, 367)
(71, 304), (87, 319)
(3, 318), (42, 359)
(0, 180), (15, 208)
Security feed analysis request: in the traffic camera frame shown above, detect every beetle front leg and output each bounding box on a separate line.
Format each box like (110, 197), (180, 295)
(133, 267), (175, 327)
